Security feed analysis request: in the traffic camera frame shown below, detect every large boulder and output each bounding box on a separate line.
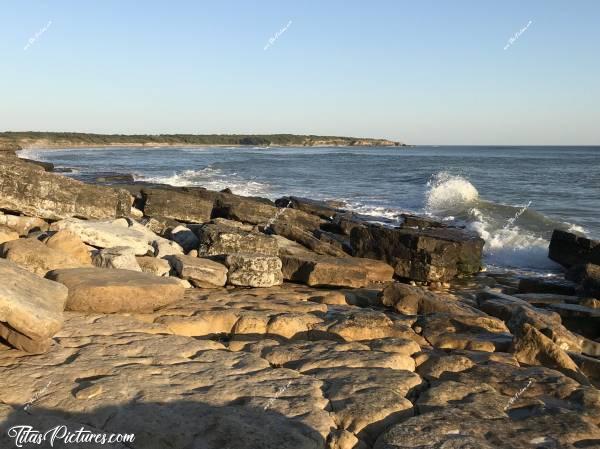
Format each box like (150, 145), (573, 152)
(50, 218), (153, 255)
(567, 263), (600, 298)
(92, 246), (142, 271)
(281, 253), (394, 288)
(350, 224), (484, 282)
(197, 222), (278, 257)
(141, 188), (213, 223)
(44, 230), (92, 265)
(0, 156), (131, 220)
(171, 255), (228, 288)
(220, 253), (283, 287)
(0, 258), (67, 352)
(0, 225), (18, 244)
(0, 238), (89, 276)
(548, 229), (600, 268)
(46, 267), (184, 313)
(0, 213), (48, 236)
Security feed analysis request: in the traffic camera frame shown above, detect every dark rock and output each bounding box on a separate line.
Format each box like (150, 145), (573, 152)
(275, 196), (342, 220)
(567, 263), (600, 297)
(518, 277), (577, 295)
(313, 229), (352, 254)
(0, 156), (131, 220)
(548, 229), (600, 268)
(270, 222), (348, 257)
(141, 188), (213, 224)
(93, 173), (136, 184)
(400, 214), (447, 229)
(18, 158), (54, 171)
(350, 224), (484, 282)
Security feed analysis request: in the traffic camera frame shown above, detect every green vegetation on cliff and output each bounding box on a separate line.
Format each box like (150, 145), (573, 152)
(0, 132), (403, 148)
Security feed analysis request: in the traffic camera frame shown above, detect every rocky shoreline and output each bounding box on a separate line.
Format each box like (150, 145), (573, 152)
(0, 147), (599, 448)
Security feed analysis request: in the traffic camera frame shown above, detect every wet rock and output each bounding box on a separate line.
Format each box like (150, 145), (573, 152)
(0, 237), (89, 276)
(281, 253), (394, 288)
(350, 224), (484, 282)
(171, 255), (228, 288)
(197, 222), (278, 256)
(549, 229), (600, 268)
(518, 277), (577, 295)
(275, 196), (341, 220)
(0, 156), (131, 220)
(222, 253), (283, 288)
(47, 267), (184, 313)
(44, 230), (92, 265)
(0, 258), (67, 352)
(567, 263), (600, 297)
(141, 188), (213, 223)
(92, 246), (142, 271)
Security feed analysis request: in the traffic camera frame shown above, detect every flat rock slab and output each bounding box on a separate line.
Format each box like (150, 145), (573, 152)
(0, 237), (88, 276)
(549, 229), (600, 268)
(0, 156), (131, 220)
(51, 218), (153, 255)
(197, 223), (279, 256)
(0, 259), (67, 351)
(281, 253), (394, 288)
(47, 267), (184, 313)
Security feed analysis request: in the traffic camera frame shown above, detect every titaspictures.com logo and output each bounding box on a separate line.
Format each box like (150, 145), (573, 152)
(7, 425), (135, 447)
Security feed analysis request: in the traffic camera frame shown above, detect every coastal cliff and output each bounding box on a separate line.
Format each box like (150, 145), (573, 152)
(0, 132), (404, 149)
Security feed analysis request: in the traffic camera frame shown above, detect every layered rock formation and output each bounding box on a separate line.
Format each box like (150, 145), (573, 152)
(0, 154), (598, 448)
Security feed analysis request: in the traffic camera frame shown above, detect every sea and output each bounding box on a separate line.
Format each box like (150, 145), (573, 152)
(20, 145), (600, 277)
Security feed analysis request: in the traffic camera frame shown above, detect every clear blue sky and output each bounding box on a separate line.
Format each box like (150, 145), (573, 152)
(1, 0), (599, 144)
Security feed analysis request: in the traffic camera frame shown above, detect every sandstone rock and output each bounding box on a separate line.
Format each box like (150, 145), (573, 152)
(380, 282), (484, 316)
(0, 225), (18, 244)
(142, 188), (213, 223)
(51, 218), (153, 255)
(44, 230), (92, 265)
(350, 224), (484, 282)
(0, 237), (88, 276)
(0, 156), (131, 220)
(0, 213), (48, 235)
(418, 313), (512, 352)
(171, 255), (228, 288)
(136, 256), (171, 277)
(197, 222), (278, 256)
(0, 258), (67, 351)
(169, 225), (200, 252)
(275, 196), (341, 220)
(223, 253), (283, 287)
(281, 253), (394, 288)
(549, 229), (600, 268)
(92, 246), (142, 271)
(47, 268), (184, 313)
(511, 323), (589, 385)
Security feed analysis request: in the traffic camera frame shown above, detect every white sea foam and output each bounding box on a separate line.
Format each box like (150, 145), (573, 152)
(135, 167), (271, 197)
(425, 172), (479, 212)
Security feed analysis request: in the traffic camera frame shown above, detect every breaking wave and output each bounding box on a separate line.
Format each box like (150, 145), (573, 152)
(424, 172), (572, 273)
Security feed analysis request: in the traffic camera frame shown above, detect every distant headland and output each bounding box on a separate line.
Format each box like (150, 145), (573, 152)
(0, 132), (404, 150)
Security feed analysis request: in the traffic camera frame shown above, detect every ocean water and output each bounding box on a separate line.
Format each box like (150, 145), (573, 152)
(20, 146), (600, 275)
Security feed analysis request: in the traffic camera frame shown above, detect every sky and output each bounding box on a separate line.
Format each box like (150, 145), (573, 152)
(1, 0), (599, 145)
